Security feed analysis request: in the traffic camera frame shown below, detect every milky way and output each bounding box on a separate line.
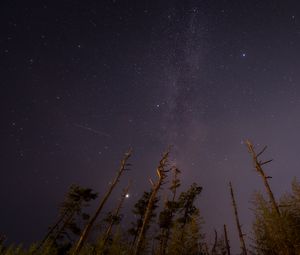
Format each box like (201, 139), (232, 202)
(1, 1), (300, 251)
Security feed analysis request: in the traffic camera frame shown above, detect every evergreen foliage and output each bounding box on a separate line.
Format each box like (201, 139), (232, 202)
(3, 145), (300, 255)
(252, 180), (300, 254)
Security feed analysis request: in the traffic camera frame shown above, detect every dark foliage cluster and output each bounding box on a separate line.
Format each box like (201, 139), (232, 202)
(1, 143), (300, 255)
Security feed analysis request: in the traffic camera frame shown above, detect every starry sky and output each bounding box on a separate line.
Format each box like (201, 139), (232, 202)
(1, 0), (300, 250)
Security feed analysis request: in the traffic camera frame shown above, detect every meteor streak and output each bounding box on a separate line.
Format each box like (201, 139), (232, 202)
(74, 123), (110, 137)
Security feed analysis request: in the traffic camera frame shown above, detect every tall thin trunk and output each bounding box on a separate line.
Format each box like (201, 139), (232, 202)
(49, 210), (76, 248)
(133, 152), (169, 255)
(245, 141), (280, 215)
(38, 209), (70, 249)
(102, 182), (131, 249)
(246, 141), (295, 254)
(72, 149), (132, 255)
(159, 167), (180, 255)
(211, 229), (218, 255)
(223, 224), (231, 255)
(229, 182), (247, 255)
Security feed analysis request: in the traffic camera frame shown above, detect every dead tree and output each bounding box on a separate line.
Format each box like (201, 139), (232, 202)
(158, 166), (181, 255)
(38, 210), (70, 249)
(245, 140), (280, 216)
(72, 149), (132, 255)
(211, 229), (218, 255)
(223, 224), (231, 255)
(229, 182), (247, 255)
(133, 151), (169, 255)
(246, 140), (296, 254)
(38, 185), (97, 250)
(102, 182), (131, 249)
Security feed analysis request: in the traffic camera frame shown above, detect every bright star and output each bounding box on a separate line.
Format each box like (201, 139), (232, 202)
(125, 194), (130, 198)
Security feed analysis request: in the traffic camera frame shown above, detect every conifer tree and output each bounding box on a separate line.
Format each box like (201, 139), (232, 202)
(129, 190), (159, 252)
(167, 183), (203, 255)
(168, 211), (204, 255)
(252, 180), (300, 254)
(246, 141), (296, 254)
(38, 185), (97, 252)
(177, 183), (202, 230)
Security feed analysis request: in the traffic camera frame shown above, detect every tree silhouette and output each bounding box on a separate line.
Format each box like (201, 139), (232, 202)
(38, 185), (97, 252)
(133, 151), (170, 255)
(72, 149), (132, 255)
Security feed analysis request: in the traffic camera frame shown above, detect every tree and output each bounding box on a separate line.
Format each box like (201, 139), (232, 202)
(72, 149), (132, 255)
(167, 183), (204, 255)
(177, 183), (202, 230)
(246, 141), (296, 254)
(157, 167), (181, 255)
(38, 185), (97, 253)
(168, 211), (205, 255)
(102, 182), (131, 251)
(129, 191), (159, 251)
(252, 180), (300, 254)
(246, 141), (280, 215)
(133, 151), (170, 255)
(211, 229), (227, 255)
(223, 224), (231, 255)
(229, 182), (247, 255)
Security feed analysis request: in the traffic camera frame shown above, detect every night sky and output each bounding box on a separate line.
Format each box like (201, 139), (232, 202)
(1, 0), (300, 250)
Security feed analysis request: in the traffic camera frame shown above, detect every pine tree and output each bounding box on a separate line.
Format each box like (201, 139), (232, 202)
(246, 141), (297, 254)
(252, 180), (300, 254)
(129, 190), (159, 251)
(168, 211), (204, 255)
(167, 183), (204, 255)
(38, 185), (97, 252)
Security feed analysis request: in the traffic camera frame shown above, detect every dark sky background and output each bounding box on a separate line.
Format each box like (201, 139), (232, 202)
(1, 0), (300, 252)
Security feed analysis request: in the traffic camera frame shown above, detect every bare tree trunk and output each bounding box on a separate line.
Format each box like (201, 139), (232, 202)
(38, 209), (70, 249)
(223, 224), (231, 255)
(72, 149), (132, 255)
(211, 229), (218, 255)
(245, 141), (280, 215)
(229, 182), (247, 255)
(158, 167), (180, 255)
(102, 182), (131, 249)
(133, 152), (169, 255)
(49, 210), (76, 248)
(246, 141), (296, 255)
